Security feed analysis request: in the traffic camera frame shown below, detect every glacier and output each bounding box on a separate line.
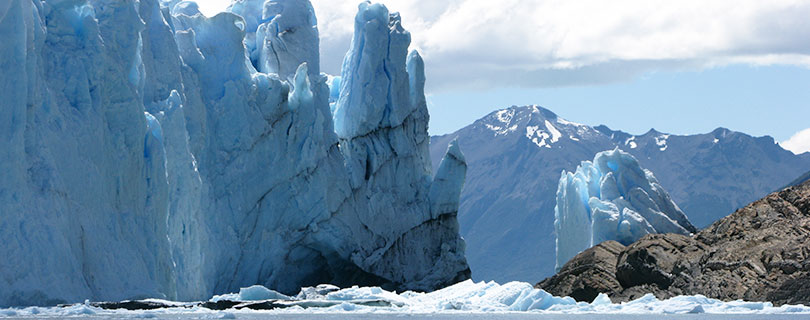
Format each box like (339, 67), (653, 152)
(0, 0), (468, 307)
(554, 149), (697, 271)
(2, 280), (810, 316)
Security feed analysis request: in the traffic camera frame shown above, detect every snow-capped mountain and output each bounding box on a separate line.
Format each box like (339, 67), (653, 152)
(429, 105), (810, 284)
(0, 0), (468, 306)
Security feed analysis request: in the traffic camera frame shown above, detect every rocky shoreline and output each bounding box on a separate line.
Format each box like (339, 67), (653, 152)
(538, 181), (810, 305)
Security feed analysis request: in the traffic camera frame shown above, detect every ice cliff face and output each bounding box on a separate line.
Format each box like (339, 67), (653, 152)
(0, 0), (469, 307)
(327, 2), (468, 291)
(554, 149), (696, 271)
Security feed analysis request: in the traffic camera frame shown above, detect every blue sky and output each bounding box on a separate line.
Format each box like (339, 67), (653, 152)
(195, 0), (810, 153)
(427, 65), (810, 141)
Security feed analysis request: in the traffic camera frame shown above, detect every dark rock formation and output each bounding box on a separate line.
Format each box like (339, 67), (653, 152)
(84, 300), (189, 311)
(536, 241), (625, 302)
(537, 181), (810, 305)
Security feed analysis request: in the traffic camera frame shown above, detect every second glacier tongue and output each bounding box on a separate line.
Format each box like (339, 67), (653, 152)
(554, 148), (696, 271)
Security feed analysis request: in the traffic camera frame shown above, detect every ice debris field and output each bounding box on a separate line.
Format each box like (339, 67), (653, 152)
(1, 280), (809, 317)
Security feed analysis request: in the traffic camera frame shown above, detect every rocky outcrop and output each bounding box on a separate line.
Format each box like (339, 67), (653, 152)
(536, 241), (625, 302)
(537, 180), (810, 305)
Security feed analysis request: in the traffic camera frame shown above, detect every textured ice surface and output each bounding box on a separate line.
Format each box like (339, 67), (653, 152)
(2, 281), (809, 316)
(332, 2), (415, 138)
(228, 0), (319, 78)
(210, 285), (291, 302)
(554, 149), (696, 270)
(0, 0), (468, 306)
(326, 3), (469, 292)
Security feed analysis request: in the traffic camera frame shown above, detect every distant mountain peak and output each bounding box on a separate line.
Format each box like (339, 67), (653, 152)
(594, 125), (631, 142)
(476, 105), (593, 149)
(476, 106), (795, 155)
(642, 128), (663, 136)
(429, 105), (810, 284)
(527, 105), (560, 120)
(482, 105), (564, 125)
(712, 127), (731, 135)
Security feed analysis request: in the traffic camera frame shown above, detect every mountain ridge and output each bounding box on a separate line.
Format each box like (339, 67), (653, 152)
(786, 170), (810, 189)
(430, 105), (810, 283)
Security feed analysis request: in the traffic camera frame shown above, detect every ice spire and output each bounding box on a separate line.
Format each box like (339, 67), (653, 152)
(554, 149), (696, 271)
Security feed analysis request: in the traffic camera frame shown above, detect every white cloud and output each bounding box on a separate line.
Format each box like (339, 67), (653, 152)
(194, 0), (810, 91)
(781, 128), (810, 154)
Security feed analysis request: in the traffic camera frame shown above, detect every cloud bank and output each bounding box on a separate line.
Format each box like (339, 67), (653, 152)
(782, 128), (810, 154)
(313, 0), (810, 91)
(196, 0), (810, 91)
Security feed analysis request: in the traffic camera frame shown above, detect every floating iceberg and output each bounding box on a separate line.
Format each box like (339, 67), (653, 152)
(2, 280), (809, 316)
(554, 149), (696, 270)
(0, 0), (468, 306)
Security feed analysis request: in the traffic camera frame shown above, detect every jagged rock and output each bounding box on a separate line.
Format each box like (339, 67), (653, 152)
(615, 234), (706, 290)
(86, 300), (192, 311)
(538, 181), (810, 305)
(536, 241), (625, 302)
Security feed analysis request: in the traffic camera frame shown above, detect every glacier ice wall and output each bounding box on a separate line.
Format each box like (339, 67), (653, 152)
(326, 2), (469, 291)
(554, 149), (696, 270)
(0, 0), (469, 307)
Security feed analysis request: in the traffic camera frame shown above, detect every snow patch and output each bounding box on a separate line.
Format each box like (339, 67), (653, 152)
(483, 109), (521, 136)
(556, 117), (585, 127)
(496, 109), (515, 124)
(655, 134), (670, 151)
(545, 120), (562, 143)
(624, 136), (637, 149)
(525, 121), (562, 148)
(526, 125), (540, 138)
(556, 117), (591, 141)
(487, 123), (518, 136)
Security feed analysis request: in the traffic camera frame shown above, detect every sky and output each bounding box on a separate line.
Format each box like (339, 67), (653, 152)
(194, 0), (810, 154)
